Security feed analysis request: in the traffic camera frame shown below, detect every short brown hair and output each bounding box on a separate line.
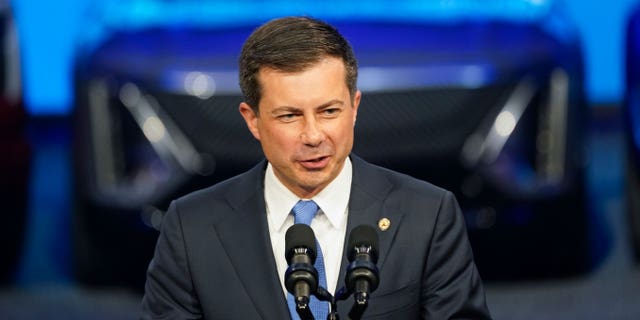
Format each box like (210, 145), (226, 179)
(238, 16), (358, 112)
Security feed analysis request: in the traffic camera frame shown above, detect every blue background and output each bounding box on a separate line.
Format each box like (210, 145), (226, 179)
(3, 2), (639, 318)
(11, 0), (640, 116)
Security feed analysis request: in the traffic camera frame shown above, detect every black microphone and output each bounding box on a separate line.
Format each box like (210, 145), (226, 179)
(284, 224), (319, 320)
(345, 225), (379, 319)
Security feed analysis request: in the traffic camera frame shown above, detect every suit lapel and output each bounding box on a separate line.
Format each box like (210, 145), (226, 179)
(337, 155), (406, 293)
(213, 162), (291, 320)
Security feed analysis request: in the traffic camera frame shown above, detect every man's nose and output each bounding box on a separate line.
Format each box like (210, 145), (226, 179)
(300, 117), (324, 146)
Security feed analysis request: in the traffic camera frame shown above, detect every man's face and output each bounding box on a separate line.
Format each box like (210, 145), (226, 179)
(239, 57), (361, 198)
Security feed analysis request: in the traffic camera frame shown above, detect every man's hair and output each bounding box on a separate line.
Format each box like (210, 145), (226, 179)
(239, 16), (358, 112)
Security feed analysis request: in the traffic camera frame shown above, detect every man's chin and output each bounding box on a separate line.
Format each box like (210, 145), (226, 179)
(294, 174), (332, 195)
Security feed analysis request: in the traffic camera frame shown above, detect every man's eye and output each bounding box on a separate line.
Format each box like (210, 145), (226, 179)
(278, 113), (297, 121)
(323, 108), (340, 116)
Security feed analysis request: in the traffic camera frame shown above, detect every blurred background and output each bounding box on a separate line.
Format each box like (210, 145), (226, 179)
(2, 0), (640, 318)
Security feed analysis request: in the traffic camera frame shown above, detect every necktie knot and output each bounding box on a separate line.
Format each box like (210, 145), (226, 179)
(292, 200), (319, 226)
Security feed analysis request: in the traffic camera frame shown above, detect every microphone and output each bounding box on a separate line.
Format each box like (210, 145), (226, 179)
(284, 224), (319, 320)
(345, 225), (379, 319)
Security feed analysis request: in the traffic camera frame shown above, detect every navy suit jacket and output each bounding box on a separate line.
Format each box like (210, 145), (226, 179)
(141, 155), (491, 319)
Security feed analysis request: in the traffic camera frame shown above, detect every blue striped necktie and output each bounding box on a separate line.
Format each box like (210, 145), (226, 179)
(287, 200), (328, 320)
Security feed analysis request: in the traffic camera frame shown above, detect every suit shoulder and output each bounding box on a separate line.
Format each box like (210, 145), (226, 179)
(175, 175), (239, 205)
(367, 161), (450, 197)
(168, 163), (264, 223)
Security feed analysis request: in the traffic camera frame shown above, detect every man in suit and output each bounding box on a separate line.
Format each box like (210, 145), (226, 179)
(141, 16), (491, 319)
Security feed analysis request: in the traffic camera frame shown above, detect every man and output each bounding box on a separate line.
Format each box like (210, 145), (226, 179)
(141, 16), (491, 319)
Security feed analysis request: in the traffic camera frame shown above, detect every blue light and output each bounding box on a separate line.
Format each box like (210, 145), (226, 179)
(13, 0), (635, 115)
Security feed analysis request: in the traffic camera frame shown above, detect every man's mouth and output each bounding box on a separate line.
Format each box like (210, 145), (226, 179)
(299, 156), (330, 169)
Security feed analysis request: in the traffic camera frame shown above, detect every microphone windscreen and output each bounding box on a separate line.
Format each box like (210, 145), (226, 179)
(285, 224), (317, 262)
(347, 225), (379, 262)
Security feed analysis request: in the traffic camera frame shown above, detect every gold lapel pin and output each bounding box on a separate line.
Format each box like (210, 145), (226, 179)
(378, 218), (391, 231)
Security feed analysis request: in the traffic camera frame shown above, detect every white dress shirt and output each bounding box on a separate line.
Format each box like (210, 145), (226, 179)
(264, 158), (352, 298)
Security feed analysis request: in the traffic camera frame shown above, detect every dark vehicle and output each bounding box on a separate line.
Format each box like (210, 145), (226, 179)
(0, 1), (29, 284)
(73, 5), (591, 290)
(625, 4), (640, 262)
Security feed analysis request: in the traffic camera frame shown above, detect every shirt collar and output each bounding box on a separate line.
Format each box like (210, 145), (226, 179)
(265, 157), (352, 231)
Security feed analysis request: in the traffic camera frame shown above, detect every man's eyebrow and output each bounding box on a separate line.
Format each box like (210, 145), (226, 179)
(317, 99), (344, 109)
(269, 106), (301, 116)
(270, 100), (345, 114)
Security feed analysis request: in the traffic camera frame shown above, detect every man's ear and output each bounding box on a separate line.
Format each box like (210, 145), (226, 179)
(352, 90), (361, 126)
(239, 102), (261, 141)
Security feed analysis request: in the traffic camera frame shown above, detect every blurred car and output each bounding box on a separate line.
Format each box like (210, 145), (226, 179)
(72, 1), (592, 290)
(0, 1), (29, 284)
(625, 4), (640, 262)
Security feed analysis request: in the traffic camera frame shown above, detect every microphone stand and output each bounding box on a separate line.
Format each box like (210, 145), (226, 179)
(316, 287), (339, 320)
(294, 295), (315, 320)
(312, 277), (374, 319)
(292, 285), (339, 320)
(347, 291), (368, 320)
(334, 286), (369, 320)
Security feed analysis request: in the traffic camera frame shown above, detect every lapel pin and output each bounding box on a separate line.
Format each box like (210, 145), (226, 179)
(378, 218), (391, 231)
